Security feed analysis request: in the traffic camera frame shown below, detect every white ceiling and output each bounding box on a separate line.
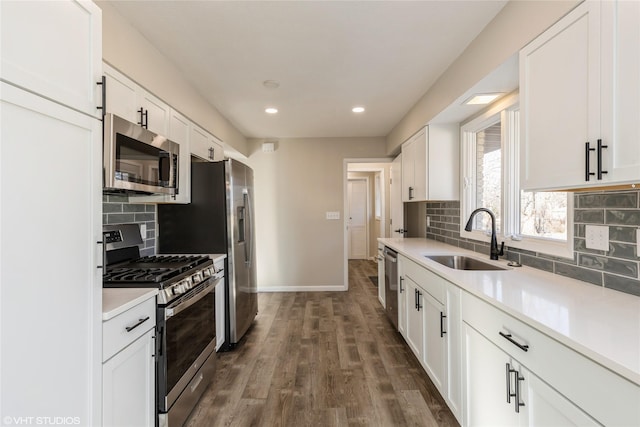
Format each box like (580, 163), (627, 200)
(109, 0), (508, 139)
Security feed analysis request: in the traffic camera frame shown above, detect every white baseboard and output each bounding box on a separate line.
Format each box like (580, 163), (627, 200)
(258, 284), (348, 292)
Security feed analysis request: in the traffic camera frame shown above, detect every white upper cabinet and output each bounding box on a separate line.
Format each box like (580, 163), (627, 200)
(0, 0), (102, 118)
(520, 0), (640, 190)
(190, 123), (225, 162)
(401, 124), (459, 202)
(103, 63), (170, 135)
(600, 0), (640, 184)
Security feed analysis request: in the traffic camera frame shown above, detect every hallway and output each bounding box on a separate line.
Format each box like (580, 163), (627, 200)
(185, 260), (458, 426)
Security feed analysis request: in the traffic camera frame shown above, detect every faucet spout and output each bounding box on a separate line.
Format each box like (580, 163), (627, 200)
(464, 208), (504, 260)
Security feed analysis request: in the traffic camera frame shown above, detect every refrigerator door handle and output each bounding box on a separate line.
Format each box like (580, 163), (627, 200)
(243, 189), (252, 266)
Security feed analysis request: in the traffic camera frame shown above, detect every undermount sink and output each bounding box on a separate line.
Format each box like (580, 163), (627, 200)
(425, 255), (507, 271)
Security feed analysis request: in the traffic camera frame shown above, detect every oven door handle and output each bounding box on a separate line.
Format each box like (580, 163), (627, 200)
(165, 278), (217, 319)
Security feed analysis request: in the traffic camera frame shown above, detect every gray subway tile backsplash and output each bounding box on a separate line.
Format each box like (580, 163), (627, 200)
(103, 195), (156, 257)
(424, 190), (640, 297)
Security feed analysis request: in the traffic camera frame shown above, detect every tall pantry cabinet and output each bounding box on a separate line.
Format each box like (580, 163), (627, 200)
(0, 1), (103, 424)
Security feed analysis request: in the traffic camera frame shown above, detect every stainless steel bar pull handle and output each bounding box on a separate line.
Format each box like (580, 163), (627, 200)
(597, 139), (608, 180)
(125, 316), (150, 332)
(408, 186), (414, 200)
(440, 312), (447, 337)
(585, 142), (595, 181)
(499, 331), (529, 352)
(506, 363), (517, 404)
(399, 276), (404, 293)
(514, 370), (525, 413)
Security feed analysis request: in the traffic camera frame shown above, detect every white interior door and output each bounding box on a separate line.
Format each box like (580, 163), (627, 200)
(390, 154), (405, 236)
(348, 179), (368, 259)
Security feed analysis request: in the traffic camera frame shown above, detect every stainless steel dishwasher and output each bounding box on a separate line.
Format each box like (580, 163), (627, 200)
(383, 247), (398, 329)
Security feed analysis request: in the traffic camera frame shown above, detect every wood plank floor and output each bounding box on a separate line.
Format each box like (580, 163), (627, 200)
(185, 260), (459, 427)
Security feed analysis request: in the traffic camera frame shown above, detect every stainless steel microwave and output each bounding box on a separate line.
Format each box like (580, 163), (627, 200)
(103, 113), (179, 195)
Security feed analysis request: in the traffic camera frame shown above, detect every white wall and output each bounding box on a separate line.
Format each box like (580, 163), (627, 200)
(386, 0), (579, 154)
(97, 1), (248, 155)
(247, 138), (387, 291)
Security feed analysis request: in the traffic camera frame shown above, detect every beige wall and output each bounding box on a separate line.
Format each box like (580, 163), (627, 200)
(97, 1), (248, 155)
(246, 138), (387, 290)
(386, 0), (579, 154)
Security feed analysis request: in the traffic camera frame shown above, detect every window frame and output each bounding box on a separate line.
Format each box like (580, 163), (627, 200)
(460, 95), (574, 259)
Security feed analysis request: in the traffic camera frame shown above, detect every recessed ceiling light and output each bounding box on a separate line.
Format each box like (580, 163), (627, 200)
(265, 107), (278, 114)
(352, 107), (365, 113)
(263, 80), (280, 89)
(464, 93), (504, 105)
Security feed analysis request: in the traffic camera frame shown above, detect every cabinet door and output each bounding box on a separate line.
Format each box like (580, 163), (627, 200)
(1, 82), (102, 424)
(0, 0), (102, 117)
(463, 323), (521, 427)
(211, 140), (225, 161)
(103, 329), (155, 427)
(404, 276), (424, 360)
(390, 154), (405, 237)
(423, 291), (446, 393)
(445, 283), (463, 422)
(412, 130), (428, 200)
(600, 0), (640, 184)
(401, 138), (416, 202)
(377, 245), (385, 307)
(191, 124), (216, 161)
(520, 1), (601, 191)
(139, 90), (170, 135)
(103, 64), (139, 123)
(170, 110), (191, 203)
(398, 276), (407, 338)
(522, 367), (600, 427)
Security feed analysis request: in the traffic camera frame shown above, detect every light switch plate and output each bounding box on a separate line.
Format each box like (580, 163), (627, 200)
(326, 211), (340, 220)
(585, 225), (609, 251)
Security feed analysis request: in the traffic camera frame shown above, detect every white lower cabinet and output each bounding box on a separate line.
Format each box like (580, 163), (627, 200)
(103, 328), (155, 427)
(393, 252), (639, 427)
(462, 290), (639, 426)
(398, 255), (462, 423)
(404, 274), (424, 360)
(463, 323), (597, 427)
(377, 243), (385, 307)
(423, 290), (446, 393)
(397, 257), (407, 337)
(103, 297), (156, 427)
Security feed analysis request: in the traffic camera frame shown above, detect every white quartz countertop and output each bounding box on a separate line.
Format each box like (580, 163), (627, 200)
(103, 288), (158, 321)
(379, 237), (640, 385)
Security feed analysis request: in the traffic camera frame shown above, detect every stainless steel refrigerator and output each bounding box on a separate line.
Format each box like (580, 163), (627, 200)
(157, 158), (257, 349)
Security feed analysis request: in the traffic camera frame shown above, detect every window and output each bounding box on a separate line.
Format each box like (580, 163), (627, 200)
(461, 95), (573, 258)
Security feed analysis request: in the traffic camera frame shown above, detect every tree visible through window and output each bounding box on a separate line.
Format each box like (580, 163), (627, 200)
(474, 122), (501, 232)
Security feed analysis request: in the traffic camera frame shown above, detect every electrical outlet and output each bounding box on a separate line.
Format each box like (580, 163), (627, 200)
(585, 225), (609, 251)
(140, 223), (147, 240)
(427, 216), (431, 227)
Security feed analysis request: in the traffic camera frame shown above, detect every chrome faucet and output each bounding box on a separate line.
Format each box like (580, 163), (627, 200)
(464, 208), (504, 260)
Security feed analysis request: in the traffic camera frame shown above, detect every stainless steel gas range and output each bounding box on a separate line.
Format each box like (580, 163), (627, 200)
(103, 224), (224, 427)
